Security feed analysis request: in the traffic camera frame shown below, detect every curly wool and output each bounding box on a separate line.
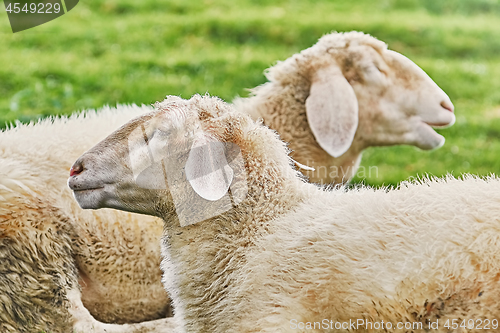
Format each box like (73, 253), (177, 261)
(0, 105), (171, 332)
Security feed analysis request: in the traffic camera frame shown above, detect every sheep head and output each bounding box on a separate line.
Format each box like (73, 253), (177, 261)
(267, 31), (455, 158)
(68, 95), (292, 227)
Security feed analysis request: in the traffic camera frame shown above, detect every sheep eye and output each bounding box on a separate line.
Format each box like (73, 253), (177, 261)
(360, 64), (384, 79)
(374, 64), (387, 76)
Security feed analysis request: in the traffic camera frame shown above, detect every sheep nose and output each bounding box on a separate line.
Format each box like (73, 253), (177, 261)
(441, 100), (454, 113)
(70, 161), (84, 177)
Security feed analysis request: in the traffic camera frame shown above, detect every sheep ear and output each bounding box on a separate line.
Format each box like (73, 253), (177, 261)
(305, 64), (359, 158)
(185, 138), (234, 201)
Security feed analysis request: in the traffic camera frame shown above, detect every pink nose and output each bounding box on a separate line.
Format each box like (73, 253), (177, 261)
(70, 163), (83, 176)
(441, 101), (454, 113)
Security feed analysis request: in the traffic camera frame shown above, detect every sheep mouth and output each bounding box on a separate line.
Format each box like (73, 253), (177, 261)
(72, 187), (105, 193)
(424, 121), (452, 128)
(420, 111), (456, 129)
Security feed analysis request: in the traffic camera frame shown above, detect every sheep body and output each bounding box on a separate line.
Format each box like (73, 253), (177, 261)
(0, 105), (171, 332)
(0, 192), (77, 333)
(235, 175), (500, 332)
(70, 95), (500, 333)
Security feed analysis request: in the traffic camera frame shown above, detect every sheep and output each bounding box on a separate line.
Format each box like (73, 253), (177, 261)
(1, 32), (456, 331)
(0, 105), (175, 332)
(70, 94), (500, 333)
(234, 31), (456, 184)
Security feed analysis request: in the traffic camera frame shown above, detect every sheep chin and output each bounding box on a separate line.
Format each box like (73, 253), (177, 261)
(412, 121), (446, 151)
(72, 187), (106, 210)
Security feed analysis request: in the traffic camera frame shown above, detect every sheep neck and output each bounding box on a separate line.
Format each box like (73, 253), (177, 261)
(242, 82), (365, 184)
(160, 147), (311, 331)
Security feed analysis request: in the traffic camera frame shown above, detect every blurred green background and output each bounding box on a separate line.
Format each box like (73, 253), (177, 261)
(1, 0), (499, 186)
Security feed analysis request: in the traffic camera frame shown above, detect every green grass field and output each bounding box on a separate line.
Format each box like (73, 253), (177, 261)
(1, 0), (500, 186)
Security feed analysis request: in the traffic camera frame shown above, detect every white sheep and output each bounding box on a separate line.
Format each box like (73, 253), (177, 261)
(70, 95), (500, 333)
(0, 105), (175, 332)
(234, 31), (456, 184)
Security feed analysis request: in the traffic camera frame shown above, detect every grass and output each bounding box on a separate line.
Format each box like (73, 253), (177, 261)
(1, 0), (500, 186)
